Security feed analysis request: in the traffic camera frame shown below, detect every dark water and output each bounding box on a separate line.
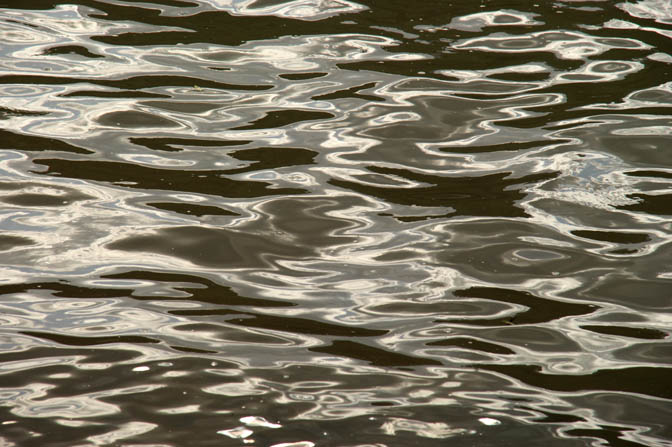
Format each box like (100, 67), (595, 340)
(0, 0), (671, 445)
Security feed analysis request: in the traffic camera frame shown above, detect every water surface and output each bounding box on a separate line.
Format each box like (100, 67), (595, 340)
(0, 0), (671, 446)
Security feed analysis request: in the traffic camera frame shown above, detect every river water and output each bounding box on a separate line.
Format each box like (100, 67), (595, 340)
(0, 0), (671, 446)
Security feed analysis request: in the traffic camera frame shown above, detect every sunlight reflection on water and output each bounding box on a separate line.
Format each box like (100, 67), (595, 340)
(0, 0), (671, 446)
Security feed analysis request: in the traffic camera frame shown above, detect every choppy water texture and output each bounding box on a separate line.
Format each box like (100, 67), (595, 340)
(0, 0), (671, 446)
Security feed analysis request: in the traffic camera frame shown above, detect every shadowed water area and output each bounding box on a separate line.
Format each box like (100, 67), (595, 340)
(0, 0), (671, 445)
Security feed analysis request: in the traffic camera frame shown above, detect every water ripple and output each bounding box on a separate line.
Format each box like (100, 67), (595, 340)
(0, 0), (671, 446)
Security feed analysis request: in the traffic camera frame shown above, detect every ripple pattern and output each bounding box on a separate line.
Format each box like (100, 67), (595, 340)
(0, 1), (671, 446)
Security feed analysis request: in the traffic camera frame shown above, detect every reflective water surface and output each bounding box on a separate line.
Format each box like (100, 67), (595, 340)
(0, 0), (671, 446)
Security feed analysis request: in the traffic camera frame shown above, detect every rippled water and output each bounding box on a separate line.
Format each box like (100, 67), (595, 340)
(0, 0), (671, 445)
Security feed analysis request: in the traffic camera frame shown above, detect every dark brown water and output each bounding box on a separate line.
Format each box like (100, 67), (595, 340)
(0, 0), (671, 446)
